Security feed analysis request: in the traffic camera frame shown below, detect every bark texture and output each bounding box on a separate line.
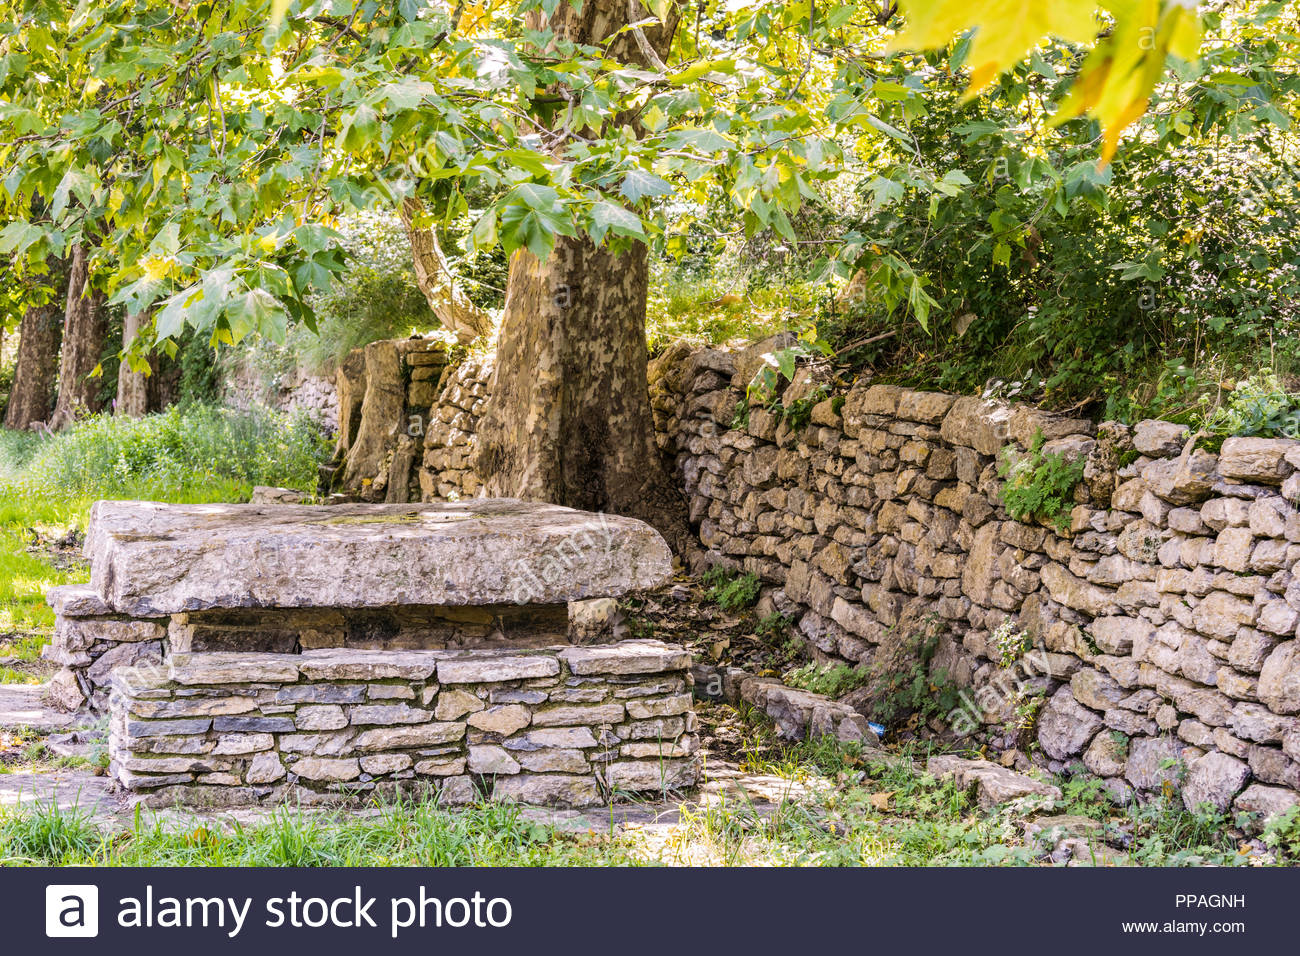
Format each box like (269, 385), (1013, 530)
(473, 0), (691, 552)
(3, 299), (62, 430)
(115, 308), (149, 418)
(476, 241), (690, 552)
(400, 197), (493, 343)
(52, 244), (108, 428)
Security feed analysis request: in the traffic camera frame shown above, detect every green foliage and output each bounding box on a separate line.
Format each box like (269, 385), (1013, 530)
(299, 211), (439, 369)
(784, 661), (871, 699)
(177, 335), (222, 405)
(778, 384), (832, 432)
(1200, 370), (1300, 440)
(700, 566), (762, 612)
(0, 801), (102, 865)
(998, 431), (1084, 532)
(4, 406), (330, 503)
(1261, 805), (1300, 864)
(861, 619), (961, 728)
(756, 612), (794, 642)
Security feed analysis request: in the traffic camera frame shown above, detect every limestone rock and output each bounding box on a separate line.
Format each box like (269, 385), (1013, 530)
(467, 704), (532, 736)
(85, 499), (673, 614)
(468, 745), (521, 774)
(352, 722), (464, 751)
(1182, 751), (1251, 811)
(359, 754), (412, 775)
(434, 689), (485, 720)
(926, 755), (1061, 808)
(415, 757), (467, 776)
(1218, 437), (1297, 484)
(46, 584), (114, 618)
(295, 705), (348, 731)
(1132, 420), (1189, 456)
(1234, 783), (1300, 828)
(491, 773), (602, 808)
(1140, 452), (1219, 504)
(292, 757), (361, 782)
(605, 759), (698, 792)
(504, 728), (599, 751)
(559, 641), (691, 676)
(514, 749), (590, 773)
(1083, 732), (1128, 777)
(1037, 686), (1104, 760)
(169, 653), (301, 685)
(1125, 736), (1183, 790)
(939, 396), (1014, 456)
(437, 653), (560, 684)
(1258, 641), (1300, 715)
(739, 678), (881, 747)
(299, 650), (438, 681)
(246, 752), (286, 784)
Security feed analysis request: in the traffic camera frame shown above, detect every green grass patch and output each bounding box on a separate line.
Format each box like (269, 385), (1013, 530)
(0, 798), (639, 867)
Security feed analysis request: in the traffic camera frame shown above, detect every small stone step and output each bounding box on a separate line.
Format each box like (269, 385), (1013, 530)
(0, 683), (82, 733)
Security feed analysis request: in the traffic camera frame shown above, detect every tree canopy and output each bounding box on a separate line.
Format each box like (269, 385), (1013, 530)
(0, 1), (1296, 358)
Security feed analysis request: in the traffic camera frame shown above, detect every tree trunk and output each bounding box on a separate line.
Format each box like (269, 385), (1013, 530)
(476, 240), (691, 552)
(400, 197), (494, 344)
(473, 1), (690, 550)
(115, 308), (149, 417)
(3, 299), (63, 430)
(52, 244), (108, 428)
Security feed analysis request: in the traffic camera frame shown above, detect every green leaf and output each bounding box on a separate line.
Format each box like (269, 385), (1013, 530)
(619, 169), (674, 205)
(0, 221), (45, 256)
(589, 201), (647, 246)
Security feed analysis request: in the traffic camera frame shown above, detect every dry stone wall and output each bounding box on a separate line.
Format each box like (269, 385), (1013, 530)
(329, 338), (492, 503)
(647, 345), (1300, 817)
(107, 641), (699, 808)
(390, 338), (1300, 816)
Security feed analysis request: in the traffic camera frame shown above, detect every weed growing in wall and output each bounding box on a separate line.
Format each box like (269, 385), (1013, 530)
(784, 661), (872, 699)
(1199, 370), (1300, 442)
(701, 567), (762, 612)
(997, 430), (1085, 532)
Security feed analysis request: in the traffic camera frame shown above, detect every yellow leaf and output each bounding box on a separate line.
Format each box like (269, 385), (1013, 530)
(892, 0), (1099, 96)
(896, 0), (1203, 166)
(270, 0), (291, 25)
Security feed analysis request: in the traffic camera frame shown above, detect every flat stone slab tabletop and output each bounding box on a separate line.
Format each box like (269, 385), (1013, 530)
(84, 498), (672, 615)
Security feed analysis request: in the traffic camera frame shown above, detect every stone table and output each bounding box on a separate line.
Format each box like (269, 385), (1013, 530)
(42, 498), (699, 808)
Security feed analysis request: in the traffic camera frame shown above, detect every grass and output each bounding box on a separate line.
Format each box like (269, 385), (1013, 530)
(6, 404), (329, 503)
(0, 720), (1278, 867)
(0, 798), (639, 867)
(646, 274), (818, 352)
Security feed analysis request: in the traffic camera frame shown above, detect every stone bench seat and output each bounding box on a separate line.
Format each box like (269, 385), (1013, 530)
(46, 498), (674, 710)
(85, 498), (671, 614)
(42, 497), (699, 807)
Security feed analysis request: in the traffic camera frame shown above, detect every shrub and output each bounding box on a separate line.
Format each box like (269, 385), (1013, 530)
(998, 430), (1084, 532)
(1262, 805), (1300, 864)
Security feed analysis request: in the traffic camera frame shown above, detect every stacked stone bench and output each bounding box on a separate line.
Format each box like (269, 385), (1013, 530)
(46, 498), (699, 808)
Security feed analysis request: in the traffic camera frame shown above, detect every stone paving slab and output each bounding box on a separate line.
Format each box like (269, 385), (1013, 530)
(83, 498), (673, 615)
(0, 684), (80, 732)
